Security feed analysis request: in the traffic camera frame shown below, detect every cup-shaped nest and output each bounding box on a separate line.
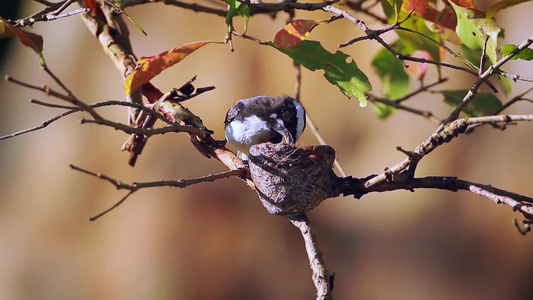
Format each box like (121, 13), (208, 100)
(248, 143), (338, 216)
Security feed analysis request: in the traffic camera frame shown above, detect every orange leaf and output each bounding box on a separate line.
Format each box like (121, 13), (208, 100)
(274, 19), (324, 49)
(0, 16), (43, 55)
(124, 41), (216, 95)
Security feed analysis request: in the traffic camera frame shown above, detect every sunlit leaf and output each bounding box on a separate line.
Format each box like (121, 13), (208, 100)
(0, 16), (43, 57)
(501, 44), (533, 60)
(400, 0), (461, 30)
(274, 19), (325, 49)
(124, 41), (217, 95)
(449, 2), (501, 64)
(442, 90), (502, 116)
(486, 0), (533, 19)
(372, 47), (409, 100)
(224, 0), (250, 35)
(272, 40), (372, 107)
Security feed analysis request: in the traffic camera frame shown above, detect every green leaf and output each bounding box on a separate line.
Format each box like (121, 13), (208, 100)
(372, 101), (397, 119)
(271, 40), (372, 107)
(501, 44), (533, 60)
(449, 2), (501, 64)
(441, 90), (502, 117)
(384, 0), (403, 21)
(372, 47), (409, 100)
(224, 0), (250, 35)
(395, 13), (442, 63)
(486, 0), (533, 19)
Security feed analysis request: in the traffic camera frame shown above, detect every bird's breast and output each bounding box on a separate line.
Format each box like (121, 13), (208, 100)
(225, 115), (275, 152)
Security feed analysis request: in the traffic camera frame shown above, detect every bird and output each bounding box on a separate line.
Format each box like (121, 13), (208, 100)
(224, 95), (306, 160)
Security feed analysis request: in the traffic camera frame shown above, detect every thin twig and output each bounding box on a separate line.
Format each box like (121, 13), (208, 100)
(366, 93), (442, 125)
(497, 71), (533, 83)
(0, 109), (78, 140)
(0, 98), (192, 141)
(495, 86), (533, 114)
(479, 35), (490, 75)
(395, 77), (448, 103)
(81, 117), (207, 138)
(69, 164), (245, 220)
(90, 191), (134, 221)
(7, 69), (103, 120)
(122, 0), (227, 16)
(12, 0), (81, 27)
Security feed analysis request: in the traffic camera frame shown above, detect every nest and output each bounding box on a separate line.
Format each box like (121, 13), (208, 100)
(248, 143), (338, 216)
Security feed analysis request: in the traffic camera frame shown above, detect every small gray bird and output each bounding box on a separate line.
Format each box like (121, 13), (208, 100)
(224, 95), (306, 159)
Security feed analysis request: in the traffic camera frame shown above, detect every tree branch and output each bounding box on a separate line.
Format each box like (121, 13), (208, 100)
(69, 164), (246, 220)
(363, 115), (533, 188)
(290, 214), (333, 300)
(341, 176), (533, 220)
(440, 35), (533, 127)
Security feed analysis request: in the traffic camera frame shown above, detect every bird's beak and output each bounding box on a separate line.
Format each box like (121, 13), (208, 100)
(274, 119), (295, 144)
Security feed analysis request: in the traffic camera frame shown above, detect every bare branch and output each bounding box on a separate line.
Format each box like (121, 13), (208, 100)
(0, 109), (78, 141)
(70, 164), (245, 191)
(0, 98), (189, 141)
(340, 176), (533, 221)
(496, 71), (533, 83)
(69, 164), (246, 220)
(364, 114), (533, 188)
(122, 0), (227, 16)
(495, 86), (533, 114)
(80, 117), (207, 138)
(6, 68), (103, 120)
(12, 0), (84, 27)
(290, 215), (333, 300)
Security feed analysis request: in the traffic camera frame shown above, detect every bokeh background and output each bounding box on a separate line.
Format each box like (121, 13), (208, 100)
(1, 1), (533, 299)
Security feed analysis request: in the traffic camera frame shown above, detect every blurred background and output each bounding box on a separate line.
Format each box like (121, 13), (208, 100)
(1, 0), (533, 299)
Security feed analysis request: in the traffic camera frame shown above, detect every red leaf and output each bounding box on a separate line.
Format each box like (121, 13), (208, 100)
(401, 0), (476, 30)
(450, 0), (476, 9)
(124, 41), (216, 95)
(83, 0), (98, 12)
(274, 19), (324, 49)
(0, 17), (43, 55)
(82, 0), (106, 20)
